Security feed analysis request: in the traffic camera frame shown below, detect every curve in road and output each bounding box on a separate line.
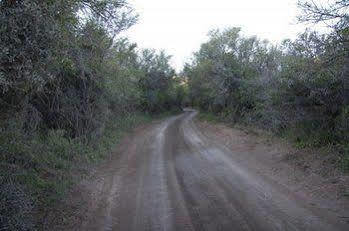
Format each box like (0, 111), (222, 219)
(81, 110), (348, 231)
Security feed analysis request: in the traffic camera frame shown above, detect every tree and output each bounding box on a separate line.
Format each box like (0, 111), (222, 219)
(138, 49), (177, 112)
(186, 28), (269, 119)
(298, 0), (349, 139)
(298, 0), (349, 105)
(298, 0), (349, 31)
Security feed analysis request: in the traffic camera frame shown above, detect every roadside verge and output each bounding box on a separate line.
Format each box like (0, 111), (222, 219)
(195, 112), (349, 224)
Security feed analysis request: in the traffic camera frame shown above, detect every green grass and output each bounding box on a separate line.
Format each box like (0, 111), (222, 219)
(281, 122), (337, 149)
(197, 111), (224, 123)
(197, 110), (349, 173)
(0, 112), (167, 230)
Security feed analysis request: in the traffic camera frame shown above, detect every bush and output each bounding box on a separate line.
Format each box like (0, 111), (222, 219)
(340, 145), (349, 172)
(0, 182), (34, 231)
(185, 27), (349, 151)
(0, 112), (154, 230)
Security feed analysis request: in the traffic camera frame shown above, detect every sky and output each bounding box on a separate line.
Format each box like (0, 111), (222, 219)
(124, 0), (310, 71)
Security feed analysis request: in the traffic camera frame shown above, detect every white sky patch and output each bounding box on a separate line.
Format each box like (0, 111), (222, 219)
(123, 0), (316, 71)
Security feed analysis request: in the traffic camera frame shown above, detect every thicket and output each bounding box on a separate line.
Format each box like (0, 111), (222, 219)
(185, 1), (349, 163)
(0, 0), (183, 230)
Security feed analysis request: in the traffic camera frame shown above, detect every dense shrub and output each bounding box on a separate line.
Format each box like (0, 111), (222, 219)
(0, 182), (34, 231)
(185, 1), (349, 149)
(0, 0), (181, 230)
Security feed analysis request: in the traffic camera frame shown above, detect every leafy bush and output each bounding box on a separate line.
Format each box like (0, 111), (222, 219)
(0, 1), (182, 229)
(0, 182), (34, 231)
(0, 112), (153, 230)
(185, 1), (349, 166)
(340, 145), (349, 172)
(186, 25), (348, 147)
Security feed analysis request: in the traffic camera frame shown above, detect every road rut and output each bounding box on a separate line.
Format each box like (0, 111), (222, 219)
(80, 110), (348, 231)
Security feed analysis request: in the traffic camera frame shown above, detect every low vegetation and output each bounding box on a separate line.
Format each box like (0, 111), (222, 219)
(0, 0), (183, 230)
(1, 0), (348, 230)
(184, 1), (349, 169)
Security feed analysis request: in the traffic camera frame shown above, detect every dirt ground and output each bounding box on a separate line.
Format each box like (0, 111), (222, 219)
(196, 119), (349, 222)
(45, 110), (349, 231)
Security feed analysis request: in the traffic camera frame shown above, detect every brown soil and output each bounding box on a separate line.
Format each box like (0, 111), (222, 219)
(46, 110), (349, 231)
(196, 119), (349, 224)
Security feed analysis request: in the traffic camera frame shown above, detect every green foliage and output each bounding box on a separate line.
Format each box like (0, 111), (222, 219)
(185, 27), (278, 122)
(0, 182), (34, 231)
(340, 145), (349, 173)
(138, 49), (179, 112)
(197, 112), (223, 123)
(0, 0), (181, 229)
(185, 10), (349, 168)
(0, 113), (152, 230)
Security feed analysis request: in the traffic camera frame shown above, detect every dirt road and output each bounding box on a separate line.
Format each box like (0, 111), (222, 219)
(78, 110), (348, 231)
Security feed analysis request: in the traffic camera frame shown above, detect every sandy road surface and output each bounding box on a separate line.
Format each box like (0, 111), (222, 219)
(79, 110), (348, 231)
